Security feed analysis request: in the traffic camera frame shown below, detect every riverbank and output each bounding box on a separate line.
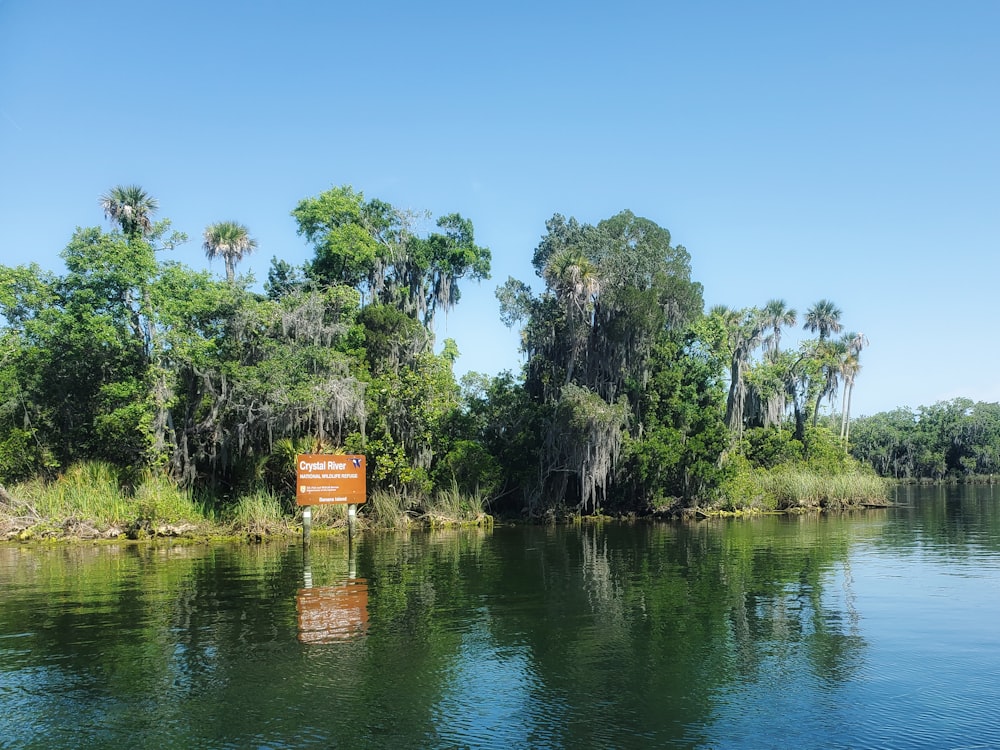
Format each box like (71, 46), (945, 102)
(0, 465), (494, 543)
(1, 461), (892, 543)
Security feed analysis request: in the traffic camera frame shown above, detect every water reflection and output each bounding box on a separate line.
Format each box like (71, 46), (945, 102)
(889, 483), (1000, 557)
(2, 496), (1000, 748)
(297, 540), (369, 643)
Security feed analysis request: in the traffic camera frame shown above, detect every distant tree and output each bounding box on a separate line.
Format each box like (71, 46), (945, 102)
(265, 257), (305, 300)
(812, 337), (848, 428)
(203, 220), (257, 283)
(503, 209), (705, 511)
(100, 184), (158, 239)
(804, 299), (843, 341)
(542, 247), (600, 385)
(761, 298), (796, 362)
(839, 331), (868, 442)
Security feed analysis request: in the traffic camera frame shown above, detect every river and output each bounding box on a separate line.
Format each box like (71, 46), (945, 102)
(2, 484), (999, 749)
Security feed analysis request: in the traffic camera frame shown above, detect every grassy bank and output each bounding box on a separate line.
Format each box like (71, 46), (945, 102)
(716, 460), (891, 513)
(2, 460), (890, 542)
(0, 463), (493, 542)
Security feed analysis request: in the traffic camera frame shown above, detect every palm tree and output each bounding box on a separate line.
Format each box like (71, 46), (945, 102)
(804, 299), (843, 341)
(812, 337), (847, 428)
(713, 305), (767, 438)
(839, 332), (869, 442)
(543, 247), (601, 316)
(203, 221), (257, 283)
(100, 184), (158, 239)
(762, 298), (797, 361)
(543, 247), (601, 385)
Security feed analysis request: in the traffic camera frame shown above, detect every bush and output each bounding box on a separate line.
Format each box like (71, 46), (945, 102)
(717, 453), (775, 512)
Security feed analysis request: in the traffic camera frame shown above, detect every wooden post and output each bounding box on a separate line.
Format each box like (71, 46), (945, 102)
(302, 506), (312, 545)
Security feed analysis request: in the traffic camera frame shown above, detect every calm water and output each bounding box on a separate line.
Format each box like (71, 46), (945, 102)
(2, 485), (1000, 749)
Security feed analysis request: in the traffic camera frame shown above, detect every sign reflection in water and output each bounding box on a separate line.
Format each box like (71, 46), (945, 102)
(296, 539), (368, 643)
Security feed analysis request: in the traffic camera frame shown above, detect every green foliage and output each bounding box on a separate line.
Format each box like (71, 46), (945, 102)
(100, 184), (158, 239)
(0, 187), (887, 518)
(358, 303), (429, 373)
(425, 481), (491, 526)
(432, 439), (502, 500)
(717, 452), (774, 512)
(741, 427), (803, 468)
(203, 220), (257, 283)
(7, 462), (201, 530)
(451, 371), (546, 514)
(801, 425), (851, 472)
(759, 467), (888, 510)
(293, 185), (490, 330)
(265, 257), (305, 299)
(719, 454), (888, 512)
(619, 333), (728, 508)
(292, 185), (386, 289)
(129, 471), (202, 525)
(851, 399), (1000, 479)
(505, 210), (712, 512)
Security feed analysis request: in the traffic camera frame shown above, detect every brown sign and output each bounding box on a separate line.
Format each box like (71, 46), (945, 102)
(296, 454), (367, 506)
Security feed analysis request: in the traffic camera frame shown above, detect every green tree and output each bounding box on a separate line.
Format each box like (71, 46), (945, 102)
(804, 298), (843, 341)
(839, 331), (868, 442)
(203, 221), (257, 283)
(0, 231), (155, 471)
(811, 337), (847, 428)
(542, 247), (601, 385)
(499, 210), (705, 511)
(264, 257), (305, 300)
(293, 186), (490, 330)
(761, 298), (797, 362)
(100, 184), (158, 239)
(292, 185), (394, 293)
(620, 333), (728, 507)
(709, 305), (767, 438)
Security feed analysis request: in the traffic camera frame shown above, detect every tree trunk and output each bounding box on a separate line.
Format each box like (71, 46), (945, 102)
(844, 383), (855, 445)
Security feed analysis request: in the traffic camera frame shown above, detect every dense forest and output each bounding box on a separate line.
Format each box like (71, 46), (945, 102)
(850, 399), (1000, 480)
(0, 184), (928, 524)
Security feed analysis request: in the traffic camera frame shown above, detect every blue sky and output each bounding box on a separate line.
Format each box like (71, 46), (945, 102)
(1, 1), (997, 418)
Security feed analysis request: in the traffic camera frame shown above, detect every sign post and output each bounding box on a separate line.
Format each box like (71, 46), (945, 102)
(302, 506), (312, 544)
(296, 454), (367, 541)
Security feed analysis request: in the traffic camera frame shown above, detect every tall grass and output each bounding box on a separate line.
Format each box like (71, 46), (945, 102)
(424, 482), (492, 527)
(17, 461), (131, 524)
(129, 470), (202, 524)
(719, 460), (890, 511)
(365, 488), (414, 529)
(763, 469), (890, 509)
(2, 462), (203, 538)
(227, 489), (289, 538)
(308, 503), (349, 528)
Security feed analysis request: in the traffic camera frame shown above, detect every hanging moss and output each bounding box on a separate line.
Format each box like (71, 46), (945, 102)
(547, 384), (630, 514)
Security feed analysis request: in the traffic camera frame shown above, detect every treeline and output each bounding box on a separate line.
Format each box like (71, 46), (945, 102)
(0, 185), (882, 518)
(850, 399), (1000, 480)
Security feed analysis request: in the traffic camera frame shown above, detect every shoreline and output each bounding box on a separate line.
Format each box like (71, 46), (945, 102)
(1, 500), (897, 545)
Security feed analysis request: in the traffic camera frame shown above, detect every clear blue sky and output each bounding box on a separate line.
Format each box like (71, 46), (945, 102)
(2, 1), (998, 418)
